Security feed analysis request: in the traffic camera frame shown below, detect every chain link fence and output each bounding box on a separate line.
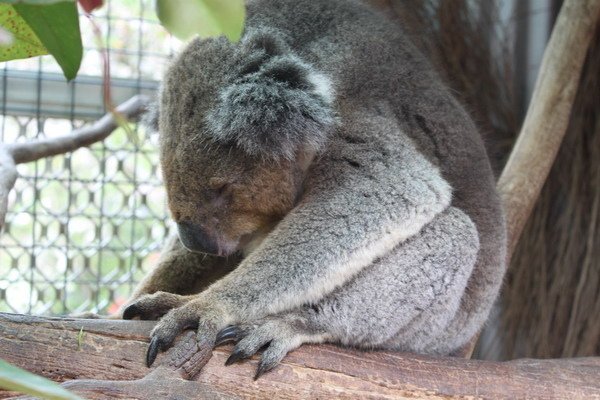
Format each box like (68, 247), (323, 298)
(0, 0), (179, 315)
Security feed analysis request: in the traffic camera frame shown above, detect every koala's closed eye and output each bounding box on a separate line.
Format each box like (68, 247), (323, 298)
(208, 178), (231, 198)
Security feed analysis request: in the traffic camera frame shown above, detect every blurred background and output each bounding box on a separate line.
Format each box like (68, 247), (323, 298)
(0, 0), (181, 316)
(0, 0), (598, 361)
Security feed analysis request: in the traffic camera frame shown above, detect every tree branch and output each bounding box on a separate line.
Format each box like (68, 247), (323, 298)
(498, 0), (600, 258)
(0, 95), (149, 232)
(0, 313), (598, 399)
(460, 0), (600, 359)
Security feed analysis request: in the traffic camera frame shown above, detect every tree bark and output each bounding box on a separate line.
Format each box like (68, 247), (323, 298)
(0, 313), (598, 399)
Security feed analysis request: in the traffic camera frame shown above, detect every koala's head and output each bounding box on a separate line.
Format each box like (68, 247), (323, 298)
(148, 29), (336, 256)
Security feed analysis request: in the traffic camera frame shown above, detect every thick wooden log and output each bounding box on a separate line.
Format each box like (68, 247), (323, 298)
(0, 313), (598, 399)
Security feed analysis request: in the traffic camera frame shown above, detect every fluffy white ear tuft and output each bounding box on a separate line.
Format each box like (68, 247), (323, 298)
(205, 29), (338, 161)
(307, 72), (335, 105)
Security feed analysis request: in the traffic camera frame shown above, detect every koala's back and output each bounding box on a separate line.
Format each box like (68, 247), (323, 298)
(247, 0), (506, 346)
(246, 0), (500, 208)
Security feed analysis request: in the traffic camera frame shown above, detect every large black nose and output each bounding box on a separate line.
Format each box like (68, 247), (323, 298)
(177, 221), (219, 255)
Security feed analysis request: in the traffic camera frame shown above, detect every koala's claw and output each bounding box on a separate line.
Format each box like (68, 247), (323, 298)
(144, 300), (217, 370)
(146, 336), (163, 367)
(221, 324), (287, 380)
(224, 348), (248, 366)
(121, 292), (192, 321)
(215, 325), (244, 346)
(254, 361), (272, 381)
(220, 315), (323, 380)
(122, 304), (141, 320)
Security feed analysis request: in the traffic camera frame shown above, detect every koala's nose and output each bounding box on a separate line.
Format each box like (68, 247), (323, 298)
(176, 221), (219, 255)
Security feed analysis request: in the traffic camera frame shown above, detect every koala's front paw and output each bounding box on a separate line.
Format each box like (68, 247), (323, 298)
(122, 291), (192, 321)
(145, 298), (226, 368)
(215, 314), (329, 380)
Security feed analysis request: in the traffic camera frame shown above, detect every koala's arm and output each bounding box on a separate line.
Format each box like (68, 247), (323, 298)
(120, 234), (241, 317)
(212, 139), (449, 321)
(216, 206), (479, 376)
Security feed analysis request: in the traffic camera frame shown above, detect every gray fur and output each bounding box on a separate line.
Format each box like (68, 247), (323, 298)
(206, 52), (336, 160)
(125, 0), (506, 376)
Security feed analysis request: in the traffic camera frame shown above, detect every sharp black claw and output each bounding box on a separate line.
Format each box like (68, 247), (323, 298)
(122, 304), (140, 320)
(224, 348), (246, 366)
(146, 337), (161, 367)
(215, 326), (241, 346)
(254, 362), (271, 380)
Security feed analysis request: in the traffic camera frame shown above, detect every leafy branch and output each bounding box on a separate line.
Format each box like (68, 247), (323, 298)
(0, 0), (83, 80)
(0, 0), (245, 81)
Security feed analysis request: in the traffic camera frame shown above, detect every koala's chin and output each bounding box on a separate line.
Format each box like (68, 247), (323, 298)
(176, 221), (239, 257)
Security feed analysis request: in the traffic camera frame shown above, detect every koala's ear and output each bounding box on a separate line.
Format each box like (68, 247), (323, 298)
(206, 30), (337, 160)
(141, 100), (159, 133)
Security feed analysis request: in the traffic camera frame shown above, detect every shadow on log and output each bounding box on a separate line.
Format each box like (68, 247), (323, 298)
(0, 313), (598, 399)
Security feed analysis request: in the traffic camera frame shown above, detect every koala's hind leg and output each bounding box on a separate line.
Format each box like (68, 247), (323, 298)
(119, 235), (242, 319)
(311, 206), (480, 354)
(217, 207), (479, 377)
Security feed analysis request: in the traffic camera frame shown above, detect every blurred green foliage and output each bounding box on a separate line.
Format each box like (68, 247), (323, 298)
(0, 358), (83, 399)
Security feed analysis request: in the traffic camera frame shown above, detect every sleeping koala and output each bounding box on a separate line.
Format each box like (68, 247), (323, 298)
(122, 0), (506, 379)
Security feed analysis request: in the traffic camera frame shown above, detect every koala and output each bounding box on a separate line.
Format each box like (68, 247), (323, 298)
(122, 0), (506, 379)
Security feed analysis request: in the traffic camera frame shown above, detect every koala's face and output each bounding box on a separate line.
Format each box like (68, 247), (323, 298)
(160, 141), (303, 257)
(155, 31), (334, 256)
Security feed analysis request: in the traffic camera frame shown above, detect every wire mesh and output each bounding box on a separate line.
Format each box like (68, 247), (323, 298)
(0, 0), (178, 315)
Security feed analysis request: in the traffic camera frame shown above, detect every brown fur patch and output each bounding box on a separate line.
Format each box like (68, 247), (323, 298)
(160, 139), (305, 253)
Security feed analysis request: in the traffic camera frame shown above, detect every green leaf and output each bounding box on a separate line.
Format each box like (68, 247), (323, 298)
(156, 0), (245, 42)
(13, 1), (82, 80)
(0, 4), (47, 61)
(0, 359), (84, 400)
